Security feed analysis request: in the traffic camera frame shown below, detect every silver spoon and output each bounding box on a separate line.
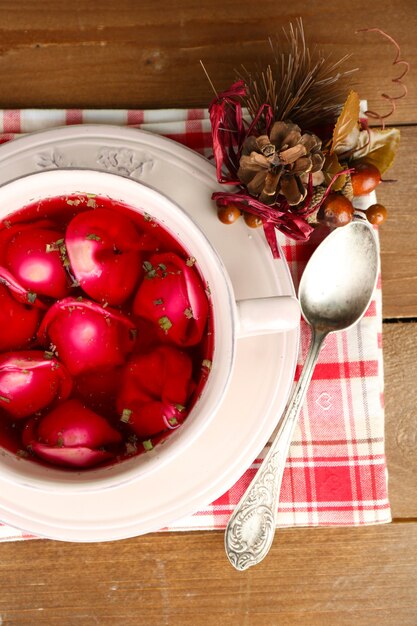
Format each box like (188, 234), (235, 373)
(225, 219), (379, 571)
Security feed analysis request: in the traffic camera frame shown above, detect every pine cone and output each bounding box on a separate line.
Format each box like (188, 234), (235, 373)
(237, 121), (325, 206)
(305, 185), (326, 225)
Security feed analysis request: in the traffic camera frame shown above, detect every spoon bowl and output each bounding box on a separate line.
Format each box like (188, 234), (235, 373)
(300, 221), (379, 332)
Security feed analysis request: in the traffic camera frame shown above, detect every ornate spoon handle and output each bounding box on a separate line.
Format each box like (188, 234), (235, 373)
(225, 328), (327, 571)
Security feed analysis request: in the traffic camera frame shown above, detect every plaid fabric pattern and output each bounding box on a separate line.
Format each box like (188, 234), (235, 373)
(0, 109), (390, 541)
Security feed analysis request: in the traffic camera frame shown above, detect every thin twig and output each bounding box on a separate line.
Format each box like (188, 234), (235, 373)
(356, 28), (410, 128)
(200, 60), (219, 97)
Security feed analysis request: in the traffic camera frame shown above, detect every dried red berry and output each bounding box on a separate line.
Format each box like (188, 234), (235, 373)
(366, 203), (387, 225)
(217, 204), (241, 225)
(351, 162), (381, 196)
(317, 194), (354, 228)
(243, 212), (263, 228)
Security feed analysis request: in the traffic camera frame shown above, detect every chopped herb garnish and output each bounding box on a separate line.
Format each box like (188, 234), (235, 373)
(86, 233), (101, 241)
(44, 350), (55, 359)
(168, 416), (179, 427)
(174, 404), (185, 412)
(143, 439), (153, 452)
(52, 239), (71, 270)
(143, 212), (153, 222)
(56, 435), (64, 448)
(3, 219), (11, 229)
(102, 301), (109, 308)
(76, 296), (84, 301)
(156, 263), (168, 278)
(0, 395), (10, 403)
(205, 284), (211, 296)
(186, 257), (196, 267)
(202, 359), (212, 370)
(159, 316), (172, 333)
(143, 260), (157, 280)
(86, 198), (97, 208)
(71, 279), (80, 288)
(120, 408), (133, 423)
(153, 298), (164, 306)
(27, 291), (37, 304)
(67, 198), (81, 206)
(184, 307), (193, 319)
(21, 369), (30, 375)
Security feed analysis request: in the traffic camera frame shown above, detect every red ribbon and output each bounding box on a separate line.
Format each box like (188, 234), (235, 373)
(212, 191), (314, 258)
(208, 81), (274, 184)
(209, 80), (247, 184)
(245, 103), (274, 138)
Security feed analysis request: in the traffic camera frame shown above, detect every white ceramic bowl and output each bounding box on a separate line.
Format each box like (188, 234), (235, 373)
(0, 168), (299, 492)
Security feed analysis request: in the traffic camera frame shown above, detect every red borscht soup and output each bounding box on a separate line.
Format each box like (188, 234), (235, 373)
(0, 194), (213, 470)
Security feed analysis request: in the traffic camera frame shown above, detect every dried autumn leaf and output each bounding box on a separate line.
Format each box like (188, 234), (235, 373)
(352, 127), (400, 174)
(333, 126), (360, 156)
(323, 153), (346, 192)
(330, 91), (360, 155)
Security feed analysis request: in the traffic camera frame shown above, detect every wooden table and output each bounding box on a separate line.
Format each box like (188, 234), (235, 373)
(0, 2), (416, 624)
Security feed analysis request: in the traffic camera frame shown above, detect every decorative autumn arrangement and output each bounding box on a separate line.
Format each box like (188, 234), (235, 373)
(207, 20), (409, 257)
(0, 195), (212, 469)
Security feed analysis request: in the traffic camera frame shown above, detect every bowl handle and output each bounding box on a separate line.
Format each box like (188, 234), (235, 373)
(236, 296), (300, 338)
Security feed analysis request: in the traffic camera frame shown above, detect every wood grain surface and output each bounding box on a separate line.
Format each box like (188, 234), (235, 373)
(379, 128), (417, 318)
(384, 323), (417, 518)
(0, 1), (416, 625)
(0, 0), (416, 124)
(1, 525), (417, 626)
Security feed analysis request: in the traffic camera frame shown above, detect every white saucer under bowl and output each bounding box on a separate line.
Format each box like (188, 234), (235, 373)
(0, 125), (299, 541)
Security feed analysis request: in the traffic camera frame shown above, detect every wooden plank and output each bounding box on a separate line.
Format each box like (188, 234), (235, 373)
(384, 322), (417, 517)
(379, 126), (417, 319)
(0, 0), (415, 125)
(0, 524), (417, 625)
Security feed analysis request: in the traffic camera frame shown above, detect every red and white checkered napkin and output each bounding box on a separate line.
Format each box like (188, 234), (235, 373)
(0, 109), (391, 541)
